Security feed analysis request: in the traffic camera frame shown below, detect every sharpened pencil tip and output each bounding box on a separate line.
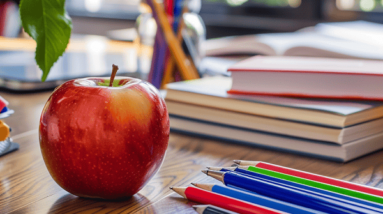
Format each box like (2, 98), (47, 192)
(191, 183), (196, 186)
(206, 166), (210, 169)
(192, 206), (197, 211)
(201, 169), (208, 175)
(169, 186), (173, 190)
(233, 160), (241, 164)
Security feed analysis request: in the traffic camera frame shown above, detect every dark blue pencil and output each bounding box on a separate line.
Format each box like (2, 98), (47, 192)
(146, 0), (169, 89)
(147, 33), (159, 84)
(150, 27), (167, 89)
(203, 169), (382, 214)
(209, 166), (383, 211)
(192, 183), (323, 214)
(172, 0), (183, 31)
(152, 34), (167, 88)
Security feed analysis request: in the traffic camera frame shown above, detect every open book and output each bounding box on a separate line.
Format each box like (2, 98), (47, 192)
(203, 21), (383, 60)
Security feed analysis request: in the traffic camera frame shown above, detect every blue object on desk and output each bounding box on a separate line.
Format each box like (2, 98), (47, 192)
(1, 106), (8, 113)
(0, 109), (14, 119)
(210, 184), (321, 214)
(223, 171), (381, 214)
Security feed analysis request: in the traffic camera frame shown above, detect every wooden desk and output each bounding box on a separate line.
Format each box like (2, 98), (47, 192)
(1, 91), (383, 214)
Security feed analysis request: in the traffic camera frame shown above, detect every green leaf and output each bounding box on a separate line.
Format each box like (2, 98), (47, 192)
(20, 0), (72, 82)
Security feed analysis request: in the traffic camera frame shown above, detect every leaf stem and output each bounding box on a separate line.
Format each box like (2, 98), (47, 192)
(109, 64), (119, 87)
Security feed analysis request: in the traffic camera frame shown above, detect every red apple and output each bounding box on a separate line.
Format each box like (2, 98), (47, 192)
(39, 76), (169, 199)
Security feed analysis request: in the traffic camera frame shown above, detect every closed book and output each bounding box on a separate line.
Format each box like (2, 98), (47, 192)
(165, 76), (383, 127)
(228, 56), (383, 100)
(167, 101), (383, 144)
(169, 116), (383, 162)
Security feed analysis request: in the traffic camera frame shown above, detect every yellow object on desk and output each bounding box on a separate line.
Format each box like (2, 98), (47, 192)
(0, 120), (10, 141)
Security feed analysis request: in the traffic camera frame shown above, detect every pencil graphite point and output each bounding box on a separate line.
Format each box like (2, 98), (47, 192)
(169, 186), (173, 190)
(201, 169), (208, 175)
(191, 182), (196, 186)
(233, 160), (241, 164)
(193, 205), (206, 213)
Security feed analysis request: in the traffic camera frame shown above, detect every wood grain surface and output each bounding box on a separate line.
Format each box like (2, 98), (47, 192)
(1, 91), (383, 214)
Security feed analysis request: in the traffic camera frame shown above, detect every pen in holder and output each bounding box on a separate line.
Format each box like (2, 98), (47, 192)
(144, 0), (205, 89)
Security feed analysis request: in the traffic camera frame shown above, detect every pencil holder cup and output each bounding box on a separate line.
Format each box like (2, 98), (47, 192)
(135, 11), (157, 75)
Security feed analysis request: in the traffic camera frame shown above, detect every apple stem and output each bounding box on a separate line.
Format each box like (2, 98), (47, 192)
(109, 64), (119, 87)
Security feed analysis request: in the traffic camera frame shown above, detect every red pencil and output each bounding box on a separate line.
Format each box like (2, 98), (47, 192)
(234, 160), (383, 197)
(170, 186), (285, 214)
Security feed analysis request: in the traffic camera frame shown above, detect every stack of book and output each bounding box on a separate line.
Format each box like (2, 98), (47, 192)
(165, 56), (383, 162)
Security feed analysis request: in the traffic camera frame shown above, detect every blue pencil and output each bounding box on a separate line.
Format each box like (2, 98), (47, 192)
(203, 170), (382, 214)
(192, 183), (324, 214)
(172, 0), (183, 31)
(152, 29), (167, 88)
(147, 32), (159, 83)
(213, 167), (383, 211)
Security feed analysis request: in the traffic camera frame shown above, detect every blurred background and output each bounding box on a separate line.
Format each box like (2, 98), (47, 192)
(48, 0), (383, 37)
(1, 0), (383, 91)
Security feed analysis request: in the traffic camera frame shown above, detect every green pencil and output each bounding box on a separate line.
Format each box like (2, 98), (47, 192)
(235, 166), (383, 204)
